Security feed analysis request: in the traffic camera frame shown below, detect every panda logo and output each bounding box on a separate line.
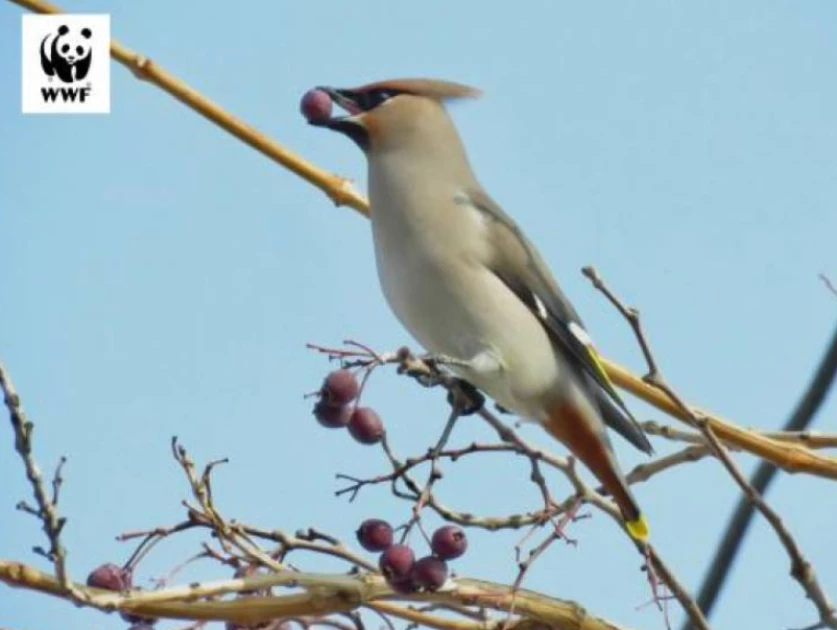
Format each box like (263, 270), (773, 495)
(40, 24), (93, 84)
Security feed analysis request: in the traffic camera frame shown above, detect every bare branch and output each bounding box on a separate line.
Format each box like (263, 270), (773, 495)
(0, 560), (638, 630)
(641, 421), (837, 450)
(1, 361), (76, 596)
(689, 323), (837, 628)
(624, 445), (711, 487)
(602, 359), (837, 479)
(583, 266), (837, 629)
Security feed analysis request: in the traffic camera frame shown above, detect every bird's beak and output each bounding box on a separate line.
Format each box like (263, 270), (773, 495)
(308, 87), (370, 149)
(324, 88), (365, 115)
(309, 88), (363, 128)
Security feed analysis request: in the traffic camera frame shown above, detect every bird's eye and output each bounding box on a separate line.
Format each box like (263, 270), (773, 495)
(362, 89), (397, 110)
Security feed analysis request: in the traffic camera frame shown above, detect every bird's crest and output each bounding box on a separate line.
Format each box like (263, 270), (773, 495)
(352, 78), (482, 101)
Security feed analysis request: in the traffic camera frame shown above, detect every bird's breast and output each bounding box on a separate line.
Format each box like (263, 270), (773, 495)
(367, 163), (564, 419)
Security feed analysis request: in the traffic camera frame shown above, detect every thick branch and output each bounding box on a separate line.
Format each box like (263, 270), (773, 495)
(0, 561), (634, 630)
(604, 360), (837, 479)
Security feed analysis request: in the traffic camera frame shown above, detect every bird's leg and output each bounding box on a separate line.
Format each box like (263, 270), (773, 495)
(419, 352), (471, 370)
(447, 379), (485, 416)
(441, 350), (504, 415)
(396, 349), (490, 415)
(397, 348), (454, 388)
(423, 348), (504, 376)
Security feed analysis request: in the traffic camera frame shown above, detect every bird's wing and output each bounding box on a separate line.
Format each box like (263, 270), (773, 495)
(461, 189), (652, 454)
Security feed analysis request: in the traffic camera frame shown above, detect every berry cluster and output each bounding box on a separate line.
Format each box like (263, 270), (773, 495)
(356, 519), (468, 593)
(86, 563), (157, 628)
(313, 370), (384, 445)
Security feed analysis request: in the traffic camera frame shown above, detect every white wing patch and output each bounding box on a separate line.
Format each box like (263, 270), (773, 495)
(568, 321), (595, 347)
(532, 294), (549, 320)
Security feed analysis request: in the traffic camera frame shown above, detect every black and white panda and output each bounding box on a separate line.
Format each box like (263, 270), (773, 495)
(40, 24), (92, 83)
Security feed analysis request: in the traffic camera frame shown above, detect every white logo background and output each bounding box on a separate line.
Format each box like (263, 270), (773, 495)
(21, 14), (110, 114)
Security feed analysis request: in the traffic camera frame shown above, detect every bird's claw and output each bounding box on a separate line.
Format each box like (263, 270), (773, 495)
(447, 379), (485, 416)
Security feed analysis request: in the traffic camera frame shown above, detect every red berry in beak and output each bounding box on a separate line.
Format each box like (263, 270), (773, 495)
(300, 88), (333, 123)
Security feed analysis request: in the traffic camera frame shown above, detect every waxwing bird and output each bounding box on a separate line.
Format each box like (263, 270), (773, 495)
(307, 78), (653, 540)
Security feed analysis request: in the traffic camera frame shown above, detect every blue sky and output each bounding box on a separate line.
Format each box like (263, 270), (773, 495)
(2, 2), (836, 629)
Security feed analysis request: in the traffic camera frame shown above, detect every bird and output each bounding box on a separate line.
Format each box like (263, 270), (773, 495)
(306, 78), (652, 541)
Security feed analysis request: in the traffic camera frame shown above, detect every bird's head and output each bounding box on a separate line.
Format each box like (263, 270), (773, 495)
(307, 78), (481, 152)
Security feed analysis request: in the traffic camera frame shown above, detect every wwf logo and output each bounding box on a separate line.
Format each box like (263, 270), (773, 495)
(22, 14), (110, 114)
(40, 24), (92, 84)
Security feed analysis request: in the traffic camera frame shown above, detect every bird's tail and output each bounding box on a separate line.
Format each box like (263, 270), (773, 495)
(544, 402), (649, 542)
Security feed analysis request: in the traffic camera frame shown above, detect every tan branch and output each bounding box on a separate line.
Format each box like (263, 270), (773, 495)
(642, 421), (837, 450)
(7, 0), (367, 214)
(625, 445), (711, 486)
(605, 359), (837, 479)
(0, 561), (633, 630)
(366, 602), (494, 630)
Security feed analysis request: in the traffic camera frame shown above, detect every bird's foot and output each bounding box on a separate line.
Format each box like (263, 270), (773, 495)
(447, 379), (485, 416)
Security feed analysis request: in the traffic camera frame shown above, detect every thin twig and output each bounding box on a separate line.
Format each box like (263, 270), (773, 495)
(624, 445), (711, 487)
(0, 361), (77, 597)
(688, 323), (837, 629)
(583, 266), (837, 629)
(171, 438), (284, 573)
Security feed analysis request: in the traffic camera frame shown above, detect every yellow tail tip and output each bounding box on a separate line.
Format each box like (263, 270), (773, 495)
(626, 515), (650, 541)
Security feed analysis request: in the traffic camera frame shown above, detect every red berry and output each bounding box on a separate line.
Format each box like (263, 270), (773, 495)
(321, 369), (360, 405)
(234, 564), (262, 595)
(313, 400), (351, 428)
(120, 585), (157, 624)
(389, 577), (417, 594)
(234, 564), (259, 578)
(300, 88), (333, 123)
(431, 525), (468, 560)
(356, 518), (394, 552)
(86, 563), (131, 590)
(348, 407), (384, 444)
(379, 544), (415, 583)
(121, 612), (157, 625)
(411, 556), (448, 592)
